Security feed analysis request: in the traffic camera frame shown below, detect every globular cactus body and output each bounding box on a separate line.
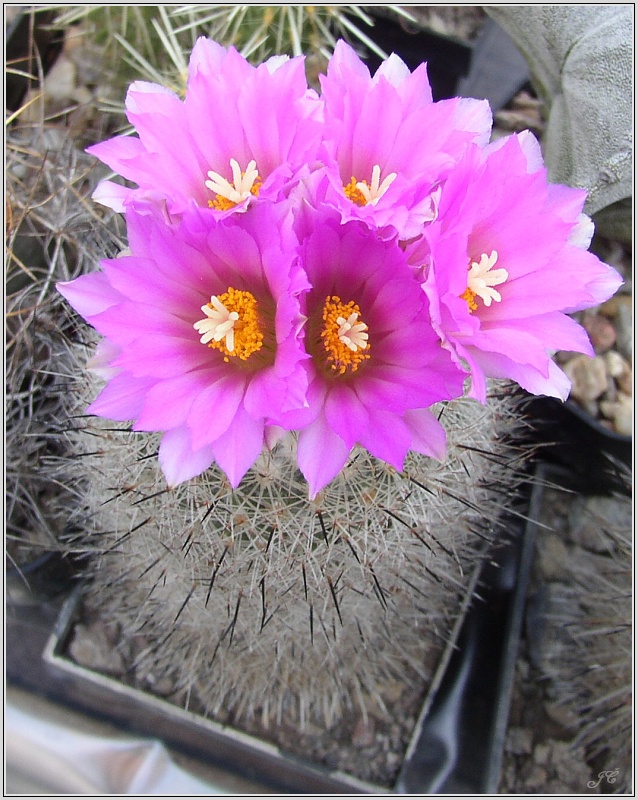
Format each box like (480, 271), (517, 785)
(64, 358), (526, 748)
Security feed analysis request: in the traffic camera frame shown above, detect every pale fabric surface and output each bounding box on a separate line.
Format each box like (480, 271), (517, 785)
(6, 687), (269, 795)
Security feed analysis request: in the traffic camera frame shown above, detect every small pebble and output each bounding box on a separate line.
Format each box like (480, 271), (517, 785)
(563, 355), (608, 404)
(616, 366), (633, 396)
(599, 393), (633, 435)
(543, 702), (580, 733)
(42, 54), (77, 102)
(506, 726), (533, 755)
(351, 715), (376, 747)
(534, 743), (550, 765)
(525, 765), (548, 789)
(603, 349), (630, 379)
(614, 300), (633, 362)
(69, 622), (126, 676)
(537, 533), (570, 581)
(601, 375), (617, 403)
(582, 314), (617, 353)
(599, 292), (631, 319)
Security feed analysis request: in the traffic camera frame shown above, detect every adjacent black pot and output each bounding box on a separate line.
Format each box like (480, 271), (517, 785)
(353, 9), (530, 108)
(523, 394), (632, 495)
(6, 8), (64, 113)
(6, 550), (79, 607)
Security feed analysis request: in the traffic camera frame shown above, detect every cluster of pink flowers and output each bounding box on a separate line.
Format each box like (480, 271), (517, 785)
(58, 39), (623, 497)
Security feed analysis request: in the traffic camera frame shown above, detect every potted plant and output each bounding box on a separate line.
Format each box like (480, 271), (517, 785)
(5, 6), (625, 792)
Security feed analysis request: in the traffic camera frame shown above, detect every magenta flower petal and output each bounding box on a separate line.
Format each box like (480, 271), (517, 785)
(91, 180), (133, 213)
(209, 404), (265, 488)
(86, 339), (121, 381)
(158, 426), (215, 487)
(87, 372), (156, 421)
(297, 413), (351, 500)
(356, 409), (412, 471)
(470, 348), (573, 401)
(134, 370), (223, 432)
(186, 375), (247, 450)
(324, 384), (370, 450)
(57, 272), (122, 319)
(101, 254), (208, 318)
(90, 301), (195, 347)
(402, 408), (447, 460)
(480, 312), (595, 357)
(110, 334), (214, 379)
(87, 133), (157, 189)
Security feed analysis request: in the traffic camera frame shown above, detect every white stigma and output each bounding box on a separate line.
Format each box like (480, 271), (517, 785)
(467, 250), (509, 306)
(356, 164), (397, 206)
(205, 158), (260, 206)
(336, 312), (369, 352)
(194, 296), (239, 352)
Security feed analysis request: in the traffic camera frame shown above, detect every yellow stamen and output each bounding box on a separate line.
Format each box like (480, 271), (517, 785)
(343, 177), (367, 207)
(343, 164), (397, 207)
(461, 287), (478, 312)
(194, 287), (263, 362)
(462, 250), (508, 312)
(321, 295), (370, 375)
(206, 158), (262, 211)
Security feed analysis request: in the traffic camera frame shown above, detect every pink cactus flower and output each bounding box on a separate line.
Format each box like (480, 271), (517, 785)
(408, 132), (624, 401)
(283, 206), (466, 498)
(57, 202), (310, 487)
(315, 40), (493, 240)
(87, 38), (323, 217)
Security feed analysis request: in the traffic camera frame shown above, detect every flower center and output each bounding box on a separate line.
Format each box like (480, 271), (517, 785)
(205, 158), (262, 211)
(461, 250), (508, 312)
(320, 295), (370, 375)
(343, 164), (397, 207)
(194, 287), (264, 362)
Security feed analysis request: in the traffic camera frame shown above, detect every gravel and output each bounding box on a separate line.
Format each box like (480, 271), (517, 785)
(499, 477), (632, 794)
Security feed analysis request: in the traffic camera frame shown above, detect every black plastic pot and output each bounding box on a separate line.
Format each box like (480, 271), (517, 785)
(5, 8), (64, 113)
(6, 551), (79, 607)
(523, 394), (632, 495)
(6, 475), (539, 794)
(354, 10), (529, 108)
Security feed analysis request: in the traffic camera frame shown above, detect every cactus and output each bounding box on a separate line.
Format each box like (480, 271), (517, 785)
(7, 129), (529, 770)
(6, 121), (124, 578)
(59, 331), (528, 781)
(44, 4), (412, 108)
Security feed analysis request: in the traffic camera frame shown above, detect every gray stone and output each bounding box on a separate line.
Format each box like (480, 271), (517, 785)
(563, 355), (608, 403)
(544, 701), (581, 733)
(599, 393), (633, 435)
(617, 368), (633, 396)
(69, 622), (126, 676)
(614, 298), (633, 362)
(550, 740), (592, 788)
(601, 374), (618, 403)
(603, 349), (630, 379)
(582, 313), (617, 353)
(534, 743), (551, 765)
(537, 533), (570, 581)
(506, 726), (534, 755)
(525, 765), (548, 789)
